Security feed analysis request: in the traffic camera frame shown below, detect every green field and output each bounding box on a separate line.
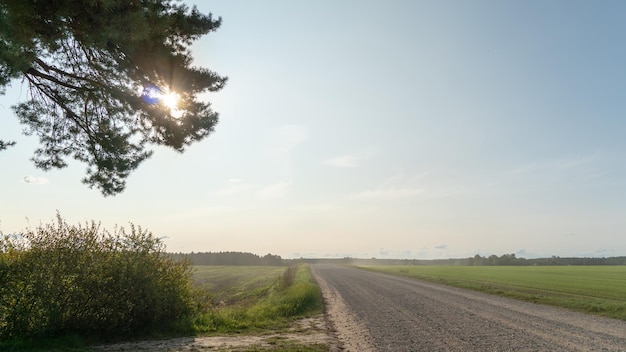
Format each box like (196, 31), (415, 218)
(362, 265), (626, 320)
(191, 265), (323, 333)
(193, 266), (287, 307)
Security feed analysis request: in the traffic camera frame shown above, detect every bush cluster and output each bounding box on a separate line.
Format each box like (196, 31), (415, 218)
(0, 214), (195, 340)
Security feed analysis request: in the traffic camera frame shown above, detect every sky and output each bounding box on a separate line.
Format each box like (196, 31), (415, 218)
(1, 0), (625, 259)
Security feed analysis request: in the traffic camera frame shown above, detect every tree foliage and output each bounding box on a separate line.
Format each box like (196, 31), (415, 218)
(0, 214), (196, 340)
(0, 0), (226, 195)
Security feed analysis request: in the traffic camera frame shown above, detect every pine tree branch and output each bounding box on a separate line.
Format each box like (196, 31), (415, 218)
(24, 74), (94, 139)
(24, 67), (85, 92)
(33, 57), (105, 90)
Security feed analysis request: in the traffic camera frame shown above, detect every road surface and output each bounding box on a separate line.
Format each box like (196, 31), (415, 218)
(312, 265), (626, 352)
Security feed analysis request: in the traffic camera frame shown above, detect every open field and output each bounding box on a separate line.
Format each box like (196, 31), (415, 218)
(193, 266), (287, 307)
(362, 265), (626, 320)
(191, 265), (323, 332)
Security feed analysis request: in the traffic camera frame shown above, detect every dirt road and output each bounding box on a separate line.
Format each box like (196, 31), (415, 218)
(312, 265), (626, 351)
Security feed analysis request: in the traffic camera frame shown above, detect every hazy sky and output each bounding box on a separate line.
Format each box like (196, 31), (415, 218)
(1, 0), (625, 259)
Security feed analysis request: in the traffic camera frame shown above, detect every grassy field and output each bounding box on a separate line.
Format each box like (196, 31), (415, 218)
(193, 266), (287, 307)
(188, 264), (326, 351)
(362, 265), (626, 320)
(191, 264), (323, 333)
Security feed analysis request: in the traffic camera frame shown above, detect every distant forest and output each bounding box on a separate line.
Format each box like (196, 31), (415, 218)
(302, 254), (626, 266)
(170, 251), (285, 266)
(172, 251), (626, 266)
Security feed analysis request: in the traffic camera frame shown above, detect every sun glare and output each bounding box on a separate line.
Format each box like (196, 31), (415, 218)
(161, 91), (180, 110)
(140, 85), (183, 118)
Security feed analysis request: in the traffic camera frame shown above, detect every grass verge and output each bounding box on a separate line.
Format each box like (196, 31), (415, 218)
(232, 340), (328, 352)
(362, 265), (626, 321)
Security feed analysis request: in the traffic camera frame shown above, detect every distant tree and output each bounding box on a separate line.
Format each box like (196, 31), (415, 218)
(471, 254), (485, 266)
(488, 254), (499, 266)
(262, 253), (284, 266)
(498, 253), (516, 266)
(0, 0), (226, 195)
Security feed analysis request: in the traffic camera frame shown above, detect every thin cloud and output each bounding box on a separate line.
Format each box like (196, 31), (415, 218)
(257, 180), (292, 199)
(434, 244), (448, 249)
(265, 125), (308, 182)
(23, 175), (48, 184)
(322, 155), (361, 168)
(214, 184), (253, 197)
(267, 125), (308, 154)
(354, 187), (424, 200)
(322, 150), (377, 168)
(509, 153), (599, 176)
(354, 170), (428, 200)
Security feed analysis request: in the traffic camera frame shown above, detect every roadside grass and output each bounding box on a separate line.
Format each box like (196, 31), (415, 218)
(234, 339), (328, 352)
(362, 265), (626, 320)
(191, 264), (323, 333)
(0, 335), (88, 352)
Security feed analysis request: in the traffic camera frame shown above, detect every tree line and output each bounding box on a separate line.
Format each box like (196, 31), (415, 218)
(170, 251), (285, 266)
(465, 253), (626, 266)
(301, 254), (626, 266)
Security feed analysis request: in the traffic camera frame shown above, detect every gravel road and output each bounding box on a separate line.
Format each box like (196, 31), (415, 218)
(312, 265), (626, 352)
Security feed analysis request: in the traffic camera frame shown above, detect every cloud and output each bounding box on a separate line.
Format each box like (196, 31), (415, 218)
(322, 149), (378, 168)
(353, 170), (428, 200)
(264, 125), (308, 181)
(509, 153), (600, 178)
(214, 184), (253, 197)
(22, 175), (48, 184)
(354, 187), (424, 200)
(322, 155), (361, 168)
(267, 125), (308, 154)
(434, 244), (448, 249)
(257, 180), (292, 199)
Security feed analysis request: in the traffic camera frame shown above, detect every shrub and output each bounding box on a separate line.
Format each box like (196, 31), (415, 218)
(0, 214), (195, 340)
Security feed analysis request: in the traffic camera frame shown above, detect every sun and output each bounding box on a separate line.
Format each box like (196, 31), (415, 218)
(161, 90), (184, 118)
(161, 91), (180, 110)
(140, 85), (183, 118)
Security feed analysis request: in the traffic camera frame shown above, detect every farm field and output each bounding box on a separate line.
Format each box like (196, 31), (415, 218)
(191, 265), (323, 332)
(362, 265), (626, 320)
(193, 266), (287, 307)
